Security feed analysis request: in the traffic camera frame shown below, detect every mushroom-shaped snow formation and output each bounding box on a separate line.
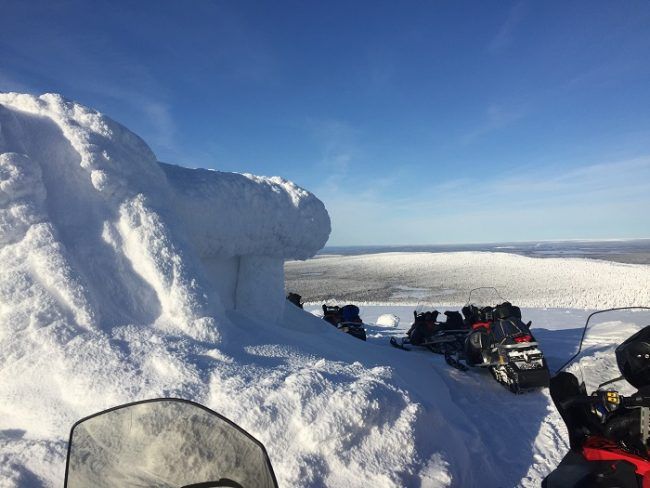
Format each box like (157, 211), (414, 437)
(0, 92), (330, 338)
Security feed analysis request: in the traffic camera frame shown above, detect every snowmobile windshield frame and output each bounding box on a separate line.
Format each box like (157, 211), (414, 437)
(555, 306), (650, 375)
(465, 287), (506, 307)
(63, 397), (279, 488)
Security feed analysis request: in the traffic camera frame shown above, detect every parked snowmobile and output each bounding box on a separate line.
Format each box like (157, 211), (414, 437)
(286, 292), (304, 309)
(460, 287), (549, 392)
(64, 398), (278, 488)
(322, 304), (367, 341)
(390, 287), (549, 393)
(390, 309), (470, 369)
(544, 307), (650, 487)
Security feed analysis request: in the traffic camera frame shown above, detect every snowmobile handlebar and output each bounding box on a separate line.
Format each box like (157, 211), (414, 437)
(559, 395), (608, 410)
(560, 391), (650, 410)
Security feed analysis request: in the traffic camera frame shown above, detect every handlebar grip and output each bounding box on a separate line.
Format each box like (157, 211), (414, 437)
(621, 394), (650, 408)
(559, 396), (601, 409)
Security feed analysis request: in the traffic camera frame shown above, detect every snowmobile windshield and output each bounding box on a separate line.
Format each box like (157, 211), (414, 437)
(465, 287), (506, 308)
(64, 399), (278, 488)
(558, 307), (650, 395)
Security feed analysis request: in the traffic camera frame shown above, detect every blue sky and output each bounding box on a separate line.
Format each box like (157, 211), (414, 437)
(1, 0), (649, 245)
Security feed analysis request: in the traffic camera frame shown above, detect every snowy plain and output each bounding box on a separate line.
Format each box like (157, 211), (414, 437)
(1, 92), (650, 488)
(286, 252), (650, 308)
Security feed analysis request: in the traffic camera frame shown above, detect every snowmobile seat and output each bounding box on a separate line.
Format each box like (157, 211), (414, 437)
(491, 318), (532, 344)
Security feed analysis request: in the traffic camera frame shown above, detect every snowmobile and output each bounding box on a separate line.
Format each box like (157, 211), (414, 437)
(389, 309), (470, 370)
(544, 307), (650, 488)
(460, 287), (550, 393)
(64, 398), (278, 488)
(286, 292), (304, 309)
(390, 287), (549, 393)
(322, 304), (367, 341)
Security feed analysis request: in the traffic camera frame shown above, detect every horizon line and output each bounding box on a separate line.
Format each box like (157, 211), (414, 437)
(323, 237), (650, 248)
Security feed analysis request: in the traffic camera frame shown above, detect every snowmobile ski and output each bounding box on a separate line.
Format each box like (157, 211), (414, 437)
(444, 352), (469, 372)
(390, 337), (411, 351)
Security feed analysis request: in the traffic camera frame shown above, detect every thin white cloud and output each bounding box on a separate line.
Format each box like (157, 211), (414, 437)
(488, 1), (528, 54)
(140, 101), (176, 153)
(323, 156), (650, 245)
(307, 118), (363, 194)
(461, 102), (527, 144)
(0, 18), (179, 158)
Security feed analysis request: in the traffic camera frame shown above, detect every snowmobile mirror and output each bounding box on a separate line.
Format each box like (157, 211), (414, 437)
(64, 398), (278, 488)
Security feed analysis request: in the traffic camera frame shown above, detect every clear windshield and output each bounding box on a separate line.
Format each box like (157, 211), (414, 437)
(465, 287), (506, 307)
(65, 399), (277, 488)
(562, 307), (650, 395)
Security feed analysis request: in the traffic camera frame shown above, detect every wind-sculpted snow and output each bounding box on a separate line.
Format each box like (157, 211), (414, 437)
(161, 163), (330, 260)
(287, 251), (650, 308)
(0, 92), (218, 341)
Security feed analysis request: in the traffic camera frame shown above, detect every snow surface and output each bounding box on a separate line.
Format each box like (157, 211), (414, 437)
(375, 313), (401, 328)
(2, 92), (649, 488)
(287, 251), (650, 308)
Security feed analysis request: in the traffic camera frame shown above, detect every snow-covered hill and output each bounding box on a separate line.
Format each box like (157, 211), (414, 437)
(1, 92), (649, 488)
(286, 251), (650, 308)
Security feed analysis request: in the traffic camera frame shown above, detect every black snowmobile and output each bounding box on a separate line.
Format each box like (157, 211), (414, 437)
(390, 309), (470, 370)
(286, 292), (304, 309)
(64, 398), (278, 487)
(322, 304), (367, 341)
(460, 288), (550, 393)
(391, 287), (549, 393)
(544, 307), (650, 488)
